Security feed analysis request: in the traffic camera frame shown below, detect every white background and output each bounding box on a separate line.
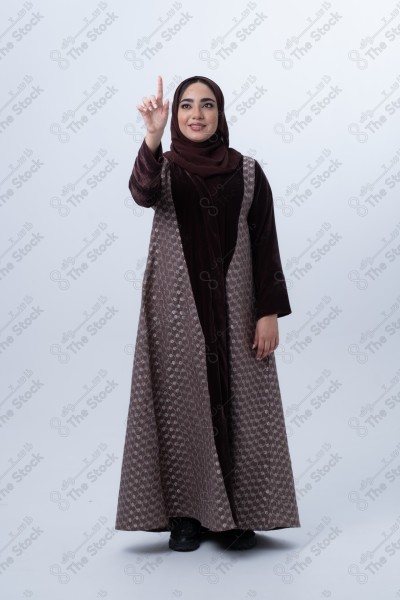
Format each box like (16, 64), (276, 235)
(1, 0), (400, 598)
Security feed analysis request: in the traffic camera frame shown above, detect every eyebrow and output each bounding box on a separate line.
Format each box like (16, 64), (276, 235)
(179, 97), (216, 103)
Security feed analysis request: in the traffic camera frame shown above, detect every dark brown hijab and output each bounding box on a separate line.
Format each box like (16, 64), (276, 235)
(163, 75), (242, 178)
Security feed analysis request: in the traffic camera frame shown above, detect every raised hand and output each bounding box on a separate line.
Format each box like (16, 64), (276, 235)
(137, 75), (169, 137)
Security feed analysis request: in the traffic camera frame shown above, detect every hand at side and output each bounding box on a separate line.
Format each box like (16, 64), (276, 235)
(252, 314), (278, 360)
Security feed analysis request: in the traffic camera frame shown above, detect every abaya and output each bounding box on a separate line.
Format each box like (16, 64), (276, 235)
(115, 76), (300, 533)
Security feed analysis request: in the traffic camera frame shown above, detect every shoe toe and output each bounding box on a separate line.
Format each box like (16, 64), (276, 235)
(168, 517), (202, 551)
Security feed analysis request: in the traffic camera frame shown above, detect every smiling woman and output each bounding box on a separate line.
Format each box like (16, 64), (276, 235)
(177, 82), (218, 142)
(115, 74), (300, 552)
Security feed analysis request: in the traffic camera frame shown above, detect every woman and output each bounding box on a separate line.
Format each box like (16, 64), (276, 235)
(115, 75), (301, 552)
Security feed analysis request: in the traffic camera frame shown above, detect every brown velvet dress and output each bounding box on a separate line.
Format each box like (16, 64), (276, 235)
(115, 139), (300, 532)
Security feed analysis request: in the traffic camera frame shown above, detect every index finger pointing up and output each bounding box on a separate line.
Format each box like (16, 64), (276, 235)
(157, 75), (163, 103)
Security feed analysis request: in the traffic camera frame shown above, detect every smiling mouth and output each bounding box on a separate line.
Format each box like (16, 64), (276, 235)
(189, 124), (205, 130)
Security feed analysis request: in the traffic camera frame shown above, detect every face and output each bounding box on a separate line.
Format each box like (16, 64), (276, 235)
(177, 81), (219, 142)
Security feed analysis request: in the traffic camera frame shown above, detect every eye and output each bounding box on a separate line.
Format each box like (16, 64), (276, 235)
(179, 102), (216, 109)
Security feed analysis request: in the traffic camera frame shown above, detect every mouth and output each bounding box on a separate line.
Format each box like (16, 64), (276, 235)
(189, 124), (205, 131)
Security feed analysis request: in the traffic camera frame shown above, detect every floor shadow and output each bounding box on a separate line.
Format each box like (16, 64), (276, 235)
(200, 530), (301, 553)
(119, 530), (301, 555)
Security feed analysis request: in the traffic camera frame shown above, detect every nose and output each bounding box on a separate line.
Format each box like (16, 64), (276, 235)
(192, 104), (204, 119)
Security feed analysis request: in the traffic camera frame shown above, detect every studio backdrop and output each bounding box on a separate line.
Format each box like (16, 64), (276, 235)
(1, 0), (399, 598)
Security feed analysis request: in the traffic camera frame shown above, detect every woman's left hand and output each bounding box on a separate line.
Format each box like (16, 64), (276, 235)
(252, 314), (279, 360)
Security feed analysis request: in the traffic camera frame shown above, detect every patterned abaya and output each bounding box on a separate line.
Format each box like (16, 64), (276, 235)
(115, 74), (300, 533)
(114, 139), (301, 533)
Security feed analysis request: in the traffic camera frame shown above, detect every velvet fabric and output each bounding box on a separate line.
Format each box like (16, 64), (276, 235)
(115, 152), (301, 532)
(128, 139), (292, 505)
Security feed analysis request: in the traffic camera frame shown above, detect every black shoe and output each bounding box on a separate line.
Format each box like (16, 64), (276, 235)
(223, 528), (257, 550)
(168, 517), (202, 551)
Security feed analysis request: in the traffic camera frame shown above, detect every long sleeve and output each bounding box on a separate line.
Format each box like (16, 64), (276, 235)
(128, 138), (164, 207)
(247, 160), (292, 320)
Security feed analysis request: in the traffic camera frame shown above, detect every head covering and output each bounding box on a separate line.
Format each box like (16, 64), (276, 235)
(163, 75), (242, 178)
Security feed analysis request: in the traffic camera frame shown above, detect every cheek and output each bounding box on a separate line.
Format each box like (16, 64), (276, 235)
(177, 112), (185, 127)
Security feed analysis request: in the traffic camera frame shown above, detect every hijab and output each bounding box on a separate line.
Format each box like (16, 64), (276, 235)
(163, 75), (243, 178)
